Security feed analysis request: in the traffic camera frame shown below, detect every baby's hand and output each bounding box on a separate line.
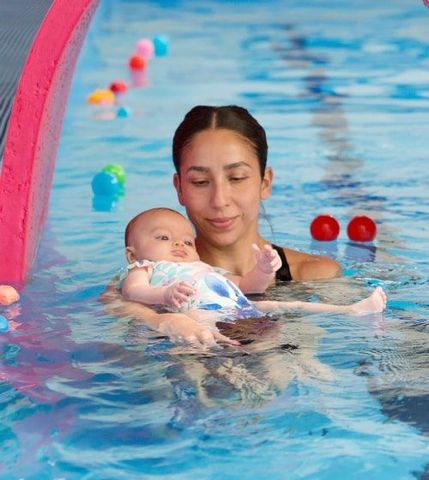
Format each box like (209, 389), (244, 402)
(252, 244), (282, 275)
(163, 281), (197, 310)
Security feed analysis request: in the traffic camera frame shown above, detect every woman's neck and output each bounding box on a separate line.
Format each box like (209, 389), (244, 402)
(196, 234), (267, 276)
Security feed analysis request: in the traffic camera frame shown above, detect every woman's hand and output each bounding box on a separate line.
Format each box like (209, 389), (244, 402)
(158, 313), (240, 349)
(100, 282), (238, 349)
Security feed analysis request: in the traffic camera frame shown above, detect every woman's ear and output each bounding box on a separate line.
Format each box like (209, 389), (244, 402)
(173, 173), (184, 205)
(260, 166), (273, 200)
(125, 247), (137, 263)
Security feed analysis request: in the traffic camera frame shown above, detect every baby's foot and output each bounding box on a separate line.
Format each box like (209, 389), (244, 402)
(350, 286), (387, 315)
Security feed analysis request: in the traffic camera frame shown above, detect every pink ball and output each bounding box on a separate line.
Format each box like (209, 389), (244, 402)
(136, 38), (154, 58)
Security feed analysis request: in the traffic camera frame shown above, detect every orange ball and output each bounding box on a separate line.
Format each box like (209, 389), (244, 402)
(87, 89), (115, 105)
(0, 285), (20, 305)
(128, 54), (146, 70)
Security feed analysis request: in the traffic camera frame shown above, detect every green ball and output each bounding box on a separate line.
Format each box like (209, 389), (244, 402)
(102, 164), (126, 186)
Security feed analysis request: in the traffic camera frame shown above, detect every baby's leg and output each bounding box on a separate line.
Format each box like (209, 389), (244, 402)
(254, 287), (387, 315)
(347, 286), (387, 315)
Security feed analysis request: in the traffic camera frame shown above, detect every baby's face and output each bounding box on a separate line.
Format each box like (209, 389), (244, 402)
(128, 210), (200, 263)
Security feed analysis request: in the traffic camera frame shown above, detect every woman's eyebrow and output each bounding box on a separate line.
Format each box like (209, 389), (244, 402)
(224, 161), (251, 171)
(185, 166), (209, 173)
(185, 161), (251, 174)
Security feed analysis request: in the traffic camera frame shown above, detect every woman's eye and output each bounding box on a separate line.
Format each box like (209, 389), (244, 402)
(191, 179), (209, 186)
(230, 176), (247, 183)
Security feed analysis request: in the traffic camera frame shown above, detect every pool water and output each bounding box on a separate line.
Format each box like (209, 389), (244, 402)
(1, 0), (429, 478)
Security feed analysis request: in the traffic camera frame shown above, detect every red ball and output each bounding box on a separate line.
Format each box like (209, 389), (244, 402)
(310, 215), (340, 241)
(109, 80), (128, 93)
(347, 215), (377, 242)
(128, 54), (146, 70)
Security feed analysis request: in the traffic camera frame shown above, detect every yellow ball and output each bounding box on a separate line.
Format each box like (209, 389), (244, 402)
(87, 89), (115, 105)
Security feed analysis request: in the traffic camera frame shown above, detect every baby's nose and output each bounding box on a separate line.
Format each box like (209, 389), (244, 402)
(173, 239), (183, 246)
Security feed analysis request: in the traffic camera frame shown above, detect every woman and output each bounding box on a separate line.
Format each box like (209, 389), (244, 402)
(103, 105), (341, 347)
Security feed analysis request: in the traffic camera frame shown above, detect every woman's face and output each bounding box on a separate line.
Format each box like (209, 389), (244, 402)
(173, 128), (272, 249)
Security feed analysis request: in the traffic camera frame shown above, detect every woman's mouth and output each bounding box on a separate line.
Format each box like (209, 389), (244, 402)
(207, 216), (237, 230)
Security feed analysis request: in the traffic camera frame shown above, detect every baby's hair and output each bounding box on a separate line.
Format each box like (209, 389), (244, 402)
(124, 208), (186, 247)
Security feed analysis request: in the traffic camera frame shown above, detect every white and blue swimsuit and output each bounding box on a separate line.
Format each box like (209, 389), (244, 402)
(121, 260), (262, 321)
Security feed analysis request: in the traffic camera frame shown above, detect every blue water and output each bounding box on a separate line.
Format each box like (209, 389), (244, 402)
(1, 0), (429, 478)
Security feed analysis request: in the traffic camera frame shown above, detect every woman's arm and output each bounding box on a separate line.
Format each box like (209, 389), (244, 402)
(100, 281), (239, 347)
(284, 248), (341, 281)
(100, 280), (165, 329)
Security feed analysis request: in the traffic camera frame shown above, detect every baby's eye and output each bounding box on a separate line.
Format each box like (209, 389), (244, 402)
(184, 240), (194, 247)
(156, 235), (170, 241)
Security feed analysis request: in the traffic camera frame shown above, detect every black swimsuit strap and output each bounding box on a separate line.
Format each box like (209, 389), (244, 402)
(272, 244), (292, 281)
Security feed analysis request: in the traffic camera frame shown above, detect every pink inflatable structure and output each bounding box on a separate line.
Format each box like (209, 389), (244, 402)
(0, 0), (99, 286)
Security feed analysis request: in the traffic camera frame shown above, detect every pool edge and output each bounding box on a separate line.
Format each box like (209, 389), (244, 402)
(0, 0), (100, 286)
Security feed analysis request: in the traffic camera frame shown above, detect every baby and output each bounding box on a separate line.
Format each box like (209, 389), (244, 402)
(120, 208), (387, 323)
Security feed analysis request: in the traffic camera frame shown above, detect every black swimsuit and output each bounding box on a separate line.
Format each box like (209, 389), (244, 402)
(272, 244), (292, 281)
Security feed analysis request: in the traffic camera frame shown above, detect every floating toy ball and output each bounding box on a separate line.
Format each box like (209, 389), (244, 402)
(102, 163), (126, 186)
(109, 80), (128, 94)
(87, 89), (115, 105)
(91, 171), (121, 197)
(310, 215), (340, 241)
(116, 106), (132, 118)
(128, 54), (146, 70)
(347, 215), (377, 242)
(136, 38), (154, 58)
(153, 35), (169, 56)
(92, 194), (118, 212)
(0, 285), (20, 305)
(0, 315), (8, 333)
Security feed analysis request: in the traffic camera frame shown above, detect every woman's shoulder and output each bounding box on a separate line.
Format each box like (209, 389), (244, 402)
(278, 245), (341, 281)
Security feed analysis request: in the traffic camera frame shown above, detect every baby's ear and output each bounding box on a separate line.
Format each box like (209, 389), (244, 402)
(125, 246), (136, 263)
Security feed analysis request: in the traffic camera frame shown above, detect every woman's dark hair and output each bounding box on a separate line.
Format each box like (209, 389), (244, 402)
(172, 105), (268, 177)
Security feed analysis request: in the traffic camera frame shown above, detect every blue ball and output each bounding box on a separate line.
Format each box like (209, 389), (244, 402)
(92, 194), (118, 212)
(153, 35), (169, 56)
(0, 315), (9, 333)
(117, 106), (131, 118)
(91, 171), (121, 197)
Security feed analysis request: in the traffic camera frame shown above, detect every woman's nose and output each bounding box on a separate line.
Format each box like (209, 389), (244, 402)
(210, 181), (230, 208)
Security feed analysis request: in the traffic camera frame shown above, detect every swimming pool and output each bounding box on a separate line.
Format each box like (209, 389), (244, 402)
(1, 0), (429, 478)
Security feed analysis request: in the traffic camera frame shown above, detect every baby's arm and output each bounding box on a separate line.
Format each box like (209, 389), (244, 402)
(238, 244), (282, 294)
(122, 267), (196, 310)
